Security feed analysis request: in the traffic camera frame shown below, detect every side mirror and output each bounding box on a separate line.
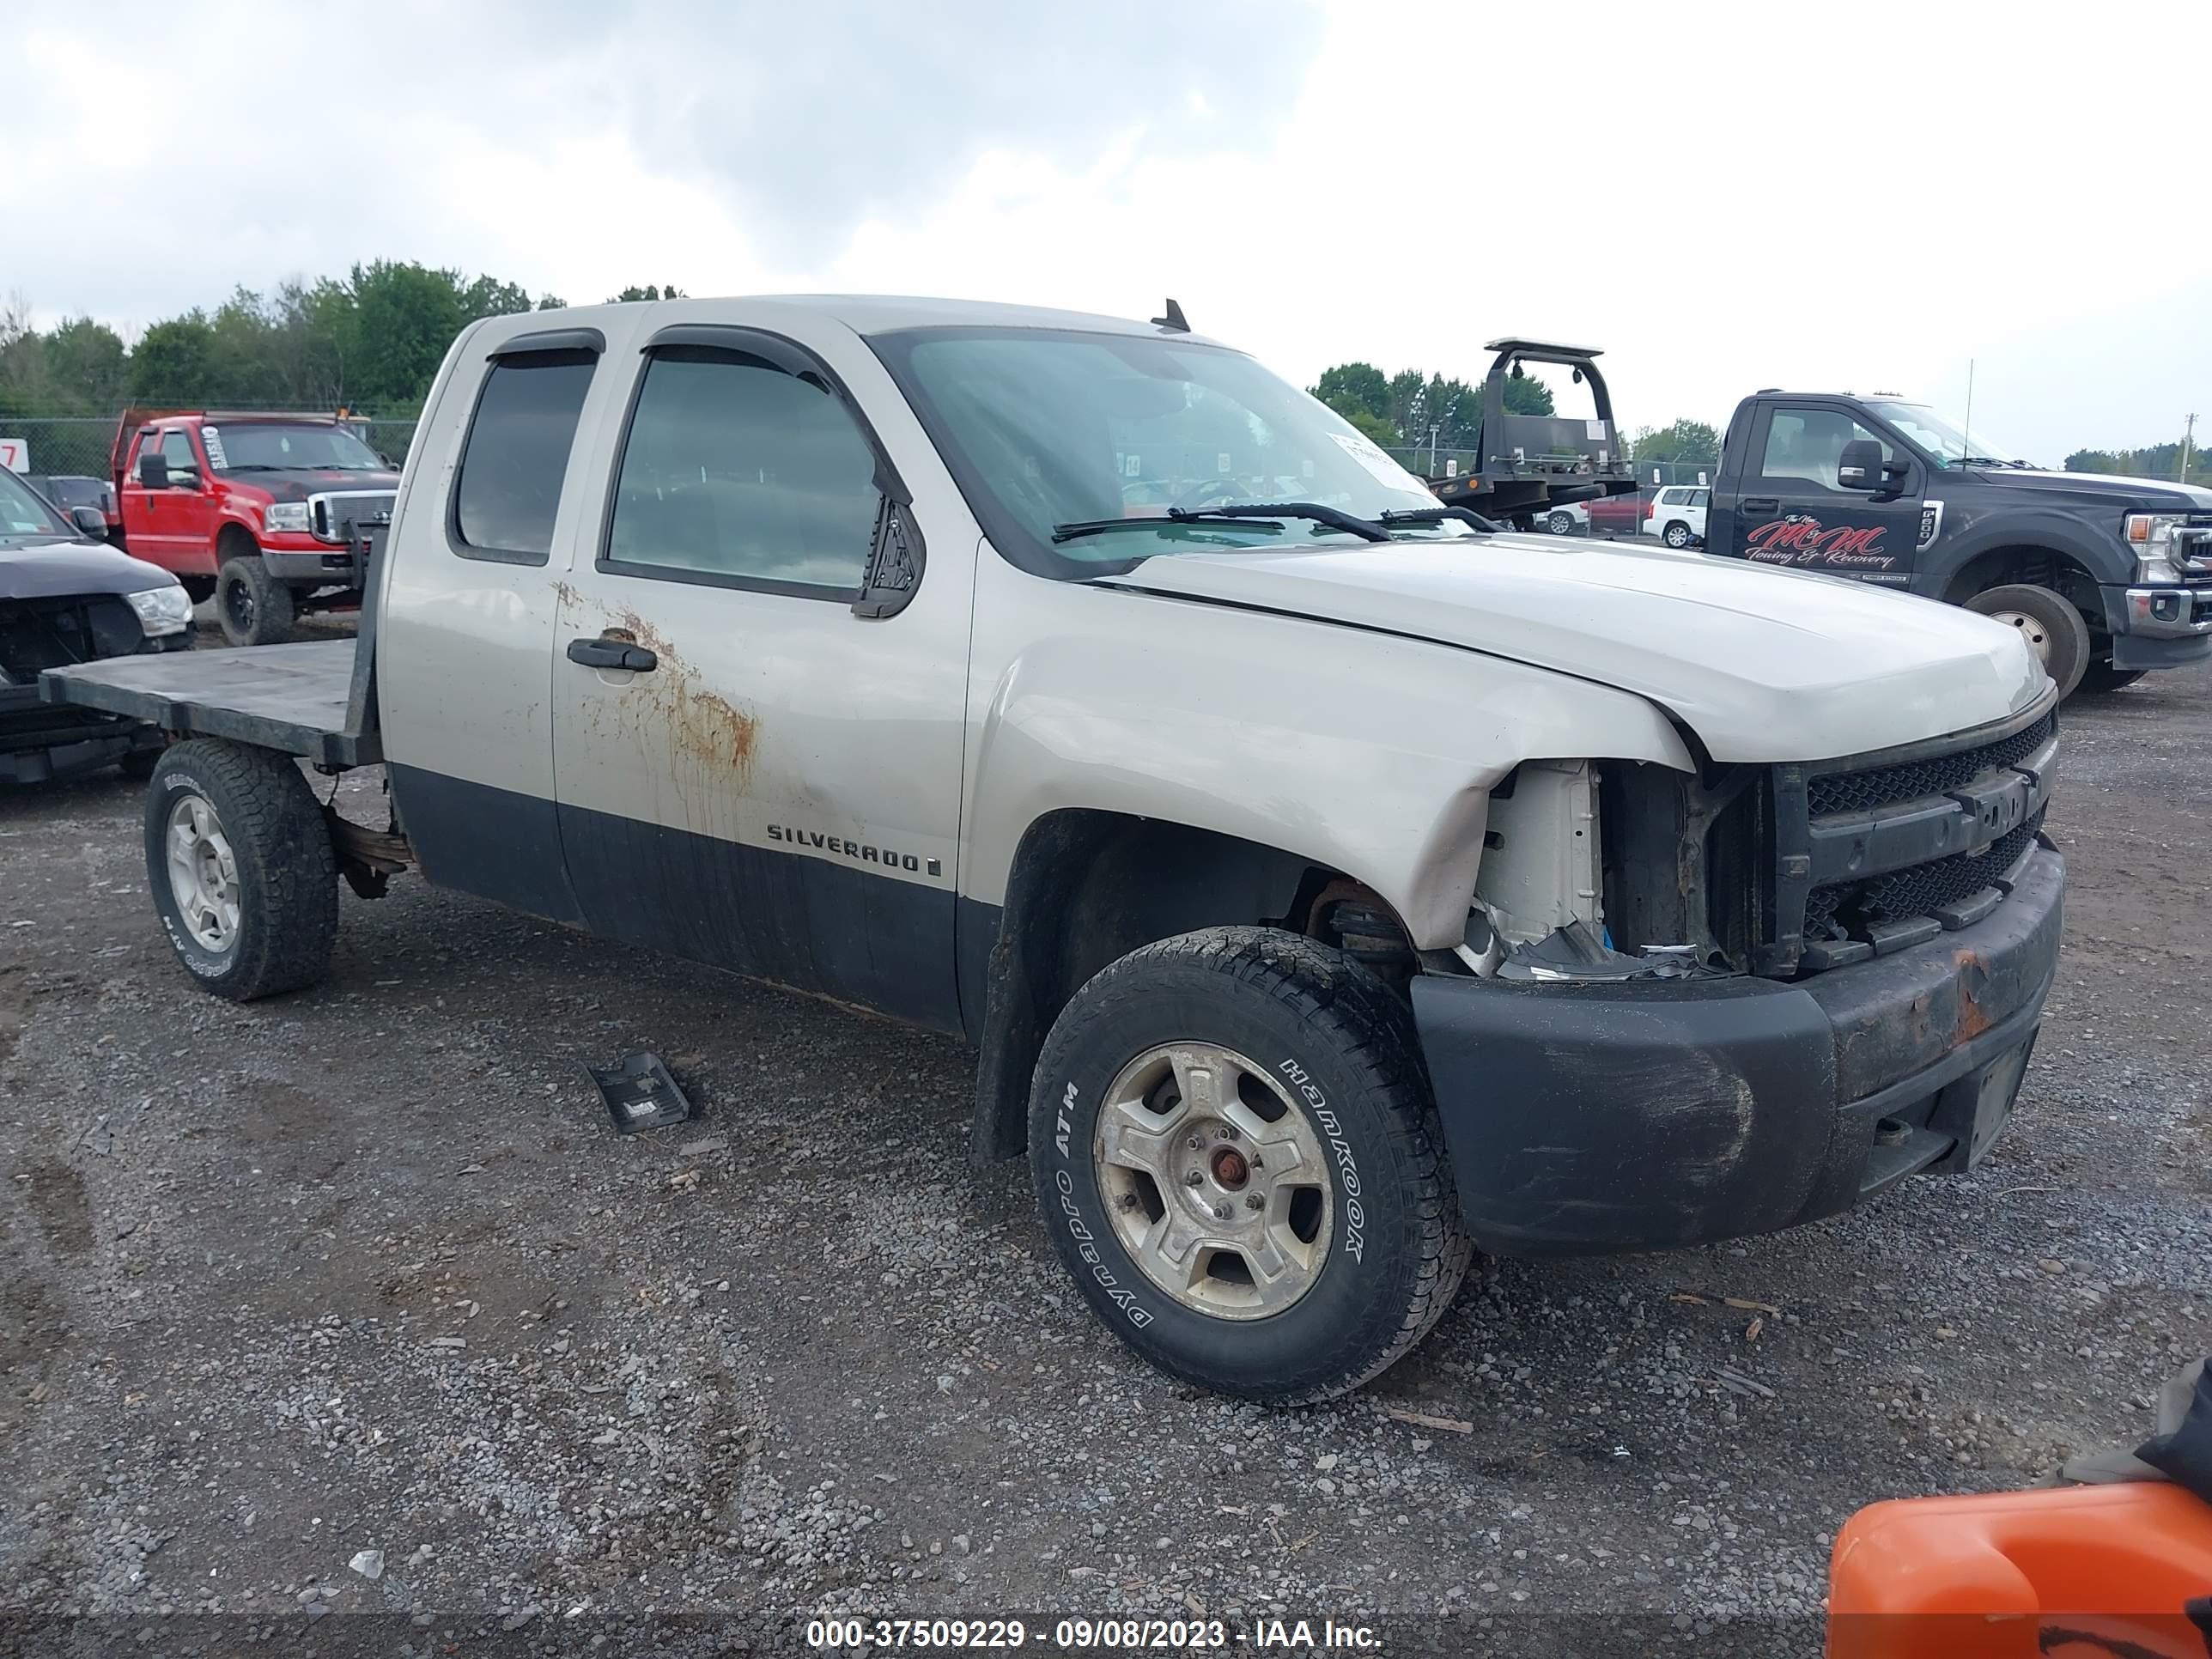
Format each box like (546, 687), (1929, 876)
(1836, 439), (1884, 491)
(70, 504), (108, 538)
(137, 453), (169, 489)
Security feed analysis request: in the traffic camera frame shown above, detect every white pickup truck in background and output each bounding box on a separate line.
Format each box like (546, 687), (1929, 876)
(45, 295), (2065, 1402)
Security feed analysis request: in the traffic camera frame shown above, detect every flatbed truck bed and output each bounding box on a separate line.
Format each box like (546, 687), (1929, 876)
(40, 638), (378, 766)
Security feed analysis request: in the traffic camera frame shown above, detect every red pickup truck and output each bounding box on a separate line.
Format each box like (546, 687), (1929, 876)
(110, 410), (399, 646)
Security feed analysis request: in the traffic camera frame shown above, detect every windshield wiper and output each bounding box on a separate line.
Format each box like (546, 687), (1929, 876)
(1378, 505), (1502, 534)
(1052, 511), (1285, 544)
(220, 464), (283, 472)
(1051, 501), (1393, 546)
(1957, 455), (2014, 468)
(1173, 502), (1389, 542)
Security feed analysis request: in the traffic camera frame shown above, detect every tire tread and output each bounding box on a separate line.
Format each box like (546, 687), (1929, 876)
(1032, 927), (1474, 1404)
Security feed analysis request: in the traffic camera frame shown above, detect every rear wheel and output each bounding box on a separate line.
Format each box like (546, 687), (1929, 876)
(1662, 520), (1692, 549)
(2075, 662), (2147, 695)
(1029, 927), (1472, 1403)
(1547, 510), (1575, 535)
(216, 556), (295, 647)
(142, 739), (337, 1000)
(1965, 583), (2090, 698)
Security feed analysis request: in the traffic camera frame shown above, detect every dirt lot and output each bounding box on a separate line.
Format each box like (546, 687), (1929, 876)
(3, 656), (2208, 1657)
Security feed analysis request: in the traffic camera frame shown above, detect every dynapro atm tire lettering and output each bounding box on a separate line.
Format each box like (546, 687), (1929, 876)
(1743, 515), (1897, 569)
(1055, 1083), (1155, 1328)
(1276, 1058), (1365, 1265)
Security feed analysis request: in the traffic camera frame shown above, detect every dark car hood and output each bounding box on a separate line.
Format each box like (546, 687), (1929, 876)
(0, 535), (179, 599)
(1979, 468), (2212, 510)
(224, 469), (401, 503)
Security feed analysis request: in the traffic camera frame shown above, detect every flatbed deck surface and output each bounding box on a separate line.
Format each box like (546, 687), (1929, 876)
(40, 640), (377, 766)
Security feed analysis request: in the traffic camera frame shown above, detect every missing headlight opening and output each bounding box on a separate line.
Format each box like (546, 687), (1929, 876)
(1469, 758), (1732, 982)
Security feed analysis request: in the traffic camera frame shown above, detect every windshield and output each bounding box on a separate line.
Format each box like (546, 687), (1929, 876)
(208, 422), (386, 472)
(874, 327), (1462, 573)
(1864, 400), (2030, 470)
(0, 468), (72, 541)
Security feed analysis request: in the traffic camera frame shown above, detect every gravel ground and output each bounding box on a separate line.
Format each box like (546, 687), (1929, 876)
(2, 650), (2207, 1658)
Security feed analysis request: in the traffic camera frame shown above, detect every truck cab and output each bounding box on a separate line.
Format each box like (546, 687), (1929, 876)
(1705, 390), (2212, 696)
(112, 410), (401, 647)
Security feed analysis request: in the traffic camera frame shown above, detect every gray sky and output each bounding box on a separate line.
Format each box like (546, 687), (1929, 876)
(7, 0), (2207, 462)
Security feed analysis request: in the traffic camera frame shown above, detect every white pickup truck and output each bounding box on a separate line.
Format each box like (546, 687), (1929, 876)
(44, 295), (2065, 1403)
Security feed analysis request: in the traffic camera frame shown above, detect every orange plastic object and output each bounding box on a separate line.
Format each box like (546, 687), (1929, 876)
(1827, 1481), (2212, 1658)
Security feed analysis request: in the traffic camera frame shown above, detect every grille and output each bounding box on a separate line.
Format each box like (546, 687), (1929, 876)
(309, 492), (396, 543)
(1808, 713), (2055, 817)
(1806, 807), (2044, 935)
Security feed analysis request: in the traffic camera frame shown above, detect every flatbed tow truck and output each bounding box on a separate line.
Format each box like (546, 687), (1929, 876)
(1422, 337), (1640, 528)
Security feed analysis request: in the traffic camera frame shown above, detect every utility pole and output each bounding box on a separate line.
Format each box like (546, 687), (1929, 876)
(2182, 412), (2197, 484)
(1428, 423), (1441, 474)
(1961, 359), (1975, 459)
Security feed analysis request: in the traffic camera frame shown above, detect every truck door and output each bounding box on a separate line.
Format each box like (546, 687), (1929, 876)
(125, 427), (208, 573)
(1723, 403), (1922, 588)
(549, 325), (968, 1032)
(376, 329), (608, 927)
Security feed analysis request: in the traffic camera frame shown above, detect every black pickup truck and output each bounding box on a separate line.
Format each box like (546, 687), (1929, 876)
(1704, 391), (2212, 696)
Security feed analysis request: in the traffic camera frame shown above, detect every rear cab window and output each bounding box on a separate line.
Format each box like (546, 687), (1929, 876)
(450, 340), (601, 564)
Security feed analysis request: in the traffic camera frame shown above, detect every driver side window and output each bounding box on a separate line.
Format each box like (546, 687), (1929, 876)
(1759, 409), (1894, 491)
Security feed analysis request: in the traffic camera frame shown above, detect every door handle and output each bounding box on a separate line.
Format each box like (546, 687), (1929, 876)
(567, 635), (658, 672)
(1741, 497), (1780, 514)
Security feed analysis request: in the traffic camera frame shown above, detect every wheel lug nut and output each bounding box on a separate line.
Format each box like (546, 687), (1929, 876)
(1215, 1126), (1234, 1140)
(1244, 1193), (1265, 1211)
(1187, 1135), (1203, 1151)
(1183, 1170), (1203, 1187)
(1212, 1203), (1232, 1220)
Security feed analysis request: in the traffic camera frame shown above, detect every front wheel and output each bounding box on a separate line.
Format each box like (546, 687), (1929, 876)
(1029, 927), (1472, 1403)
(143, 739), (337, 1000)
(1965, 583), (2091, 698)
(216, 556), (296, 647)
(1547, 510), (1575, 535)
(1662, 520), (1692, 549)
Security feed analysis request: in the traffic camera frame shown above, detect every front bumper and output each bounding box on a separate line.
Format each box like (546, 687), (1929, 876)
(1410, 842), (2063, 1256)
(260, 537), (364, 587)
(2106, 584), (2212, 668)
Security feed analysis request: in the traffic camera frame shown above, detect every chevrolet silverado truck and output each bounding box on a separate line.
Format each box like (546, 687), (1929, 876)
(2, 465), (191, 782)
(111, 410), (400, 647)
(44, 297), (2064, 1402)
(1705, 390), (2212, 696)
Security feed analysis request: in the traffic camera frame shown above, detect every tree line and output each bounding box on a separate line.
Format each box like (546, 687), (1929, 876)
(1308, 360), (1724, 468)
(0, 266), (687, 420)
(2063, 436), (2200, 482)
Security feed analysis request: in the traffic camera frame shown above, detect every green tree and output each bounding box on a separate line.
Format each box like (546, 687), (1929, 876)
(1310, 362), (1390, 424)
(128, 313), (222, 403)
(1630, 419), (1721, 465)
(609, 284), (688, 302)
(40, 317), (129, 410)
(345, 261), (471, 407)
(1502, 374), (1554, 417)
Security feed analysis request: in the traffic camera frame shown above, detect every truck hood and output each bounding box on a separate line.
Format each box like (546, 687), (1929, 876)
(0, 535), (179, 600)
(1100, 534), (2045, 763)
(225, 470), (401, 503)
(1979, 468), (2212, 510)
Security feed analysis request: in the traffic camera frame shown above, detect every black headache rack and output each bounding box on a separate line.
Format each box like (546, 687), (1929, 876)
(37, 520), (389, 767)
(1425, 338), (1639, 526)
